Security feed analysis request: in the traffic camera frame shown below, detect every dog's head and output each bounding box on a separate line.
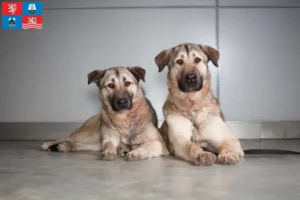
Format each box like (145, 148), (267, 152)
(155, 43), (219, 93)
(87, 66), (145, 112)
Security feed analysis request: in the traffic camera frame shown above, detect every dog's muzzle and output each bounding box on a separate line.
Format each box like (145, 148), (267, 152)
(110, 92), (132, 112)
(178, 72), (203, 92)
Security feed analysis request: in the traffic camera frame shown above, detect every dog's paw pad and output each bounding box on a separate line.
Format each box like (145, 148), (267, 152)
(218, 152), (240, 165)
(57, 141), (72, 152)
(126, 149), (148, 161)
(196, 152), (217, 166)
(101, 150), (117, 161)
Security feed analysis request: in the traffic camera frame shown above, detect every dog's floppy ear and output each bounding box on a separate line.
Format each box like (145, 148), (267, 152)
(199, 45), (220, 67)
(87, 70), (106, 85)
(127, 66), (146, 82)
(155, 48), (174, 72)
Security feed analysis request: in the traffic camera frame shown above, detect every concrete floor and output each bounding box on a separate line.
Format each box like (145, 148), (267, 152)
(0, 140), (300, 200)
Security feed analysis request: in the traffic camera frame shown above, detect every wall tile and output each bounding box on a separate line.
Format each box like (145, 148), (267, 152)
(219, 8), (300, 121)
(219, 0), (300, 7)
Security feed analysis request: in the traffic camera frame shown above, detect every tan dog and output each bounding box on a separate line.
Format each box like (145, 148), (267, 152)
(155, 43), (244, 165)
(41, 66), (169, 161)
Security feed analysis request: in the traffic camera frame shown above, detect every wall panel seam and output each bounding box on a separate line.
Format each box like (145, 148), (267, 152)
(216, 0), (220, 100)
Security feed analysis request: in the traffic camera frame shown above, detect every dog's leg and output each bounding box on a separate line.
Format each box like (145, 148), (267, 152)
(203, 116), (244, 165)
(166, 115), (216, 166)
(41, 115), (101, 152)
(126, 124), (169, 161)
(101, 139), (120, 160)
(218, 138), (244, 165)
(172, 136), (216, 166)
(100, 126), (120, 161)
(60, 142), (101, 152)
(41, 139), (69, 152)
(127, 140), (166, 160)
(101, 141), (118, 160)
(41, 134), (101, 152)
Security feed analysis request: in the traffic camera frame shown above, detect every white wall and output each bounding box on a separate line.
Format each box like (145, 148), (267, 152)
(0, 0), (300, 123)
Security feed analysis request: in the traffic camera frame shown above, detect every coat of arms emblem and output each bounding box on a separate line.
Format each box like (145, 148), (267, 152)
(8, 17), (16, 27)
(28, 3), (36, 14)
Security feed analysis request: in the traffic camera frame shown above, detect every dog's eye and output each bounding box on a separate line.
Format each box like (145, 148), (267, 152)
(176, 59), (184, 65)
(108, 83), (115, 89)
(125, 81), (131, 87)
(194, 57), (201, 63)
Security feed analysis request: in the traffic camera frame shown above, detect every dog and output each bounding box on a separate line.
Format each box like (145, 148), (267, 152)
(41, 66), (169, 161)
(155, 43), (244, 165)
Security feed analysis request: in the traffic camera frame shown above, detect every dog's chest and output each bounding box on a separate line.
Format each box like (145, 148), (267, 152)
(120, 136), (130, 144)
(114, 125), (133, 145)
(114, 117), (141, 145)
(190, 108), (210, 127)
(189, 108), (212, 141)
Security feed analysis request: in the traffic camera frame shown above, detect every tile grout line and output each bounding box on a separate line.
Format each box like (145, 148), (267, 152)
(215, 0), (220, 100)
(216, 6), (300, 9)
(260, 122), (262, 140)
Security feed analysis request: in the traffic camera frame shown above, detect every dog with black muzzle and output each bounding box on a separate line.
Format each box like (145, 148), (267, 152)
(41, 66), (169, 161)
(156, 43), (244, 165)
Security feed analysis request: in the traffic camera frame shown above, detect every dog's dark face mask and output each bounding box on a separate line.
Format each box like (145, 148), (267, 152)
(178, 71), (203, 92)
(109, 91), (133, 112)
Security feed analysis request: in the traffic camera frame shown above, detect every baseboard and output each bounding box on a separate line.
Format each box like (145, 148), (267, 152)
(228, 121), (300, 139)
(0, 122), (82, 140)
(0, 121), (300, 140)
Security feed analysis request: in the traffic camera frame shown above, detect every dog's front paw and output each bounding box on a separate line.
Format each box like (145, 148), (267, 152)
(40, 141), (54, 151)
(190, 146), (216, 166)
(217, 152), (240, 165)
(126, 148), (148, 161)
(192, 151), (217, 166)
(101, 149), (117, 161)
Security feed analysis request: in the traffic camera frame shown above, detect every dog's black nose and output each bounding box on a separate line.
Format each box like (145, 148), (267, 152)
(185, 73), (197, 84)
(117, 99), (128, 107)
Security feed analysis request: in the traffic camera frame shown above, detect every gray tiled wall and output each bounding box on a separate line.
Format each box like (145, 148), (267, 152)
(0, 0), (300, 139)
(0, 1), (217, 123)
